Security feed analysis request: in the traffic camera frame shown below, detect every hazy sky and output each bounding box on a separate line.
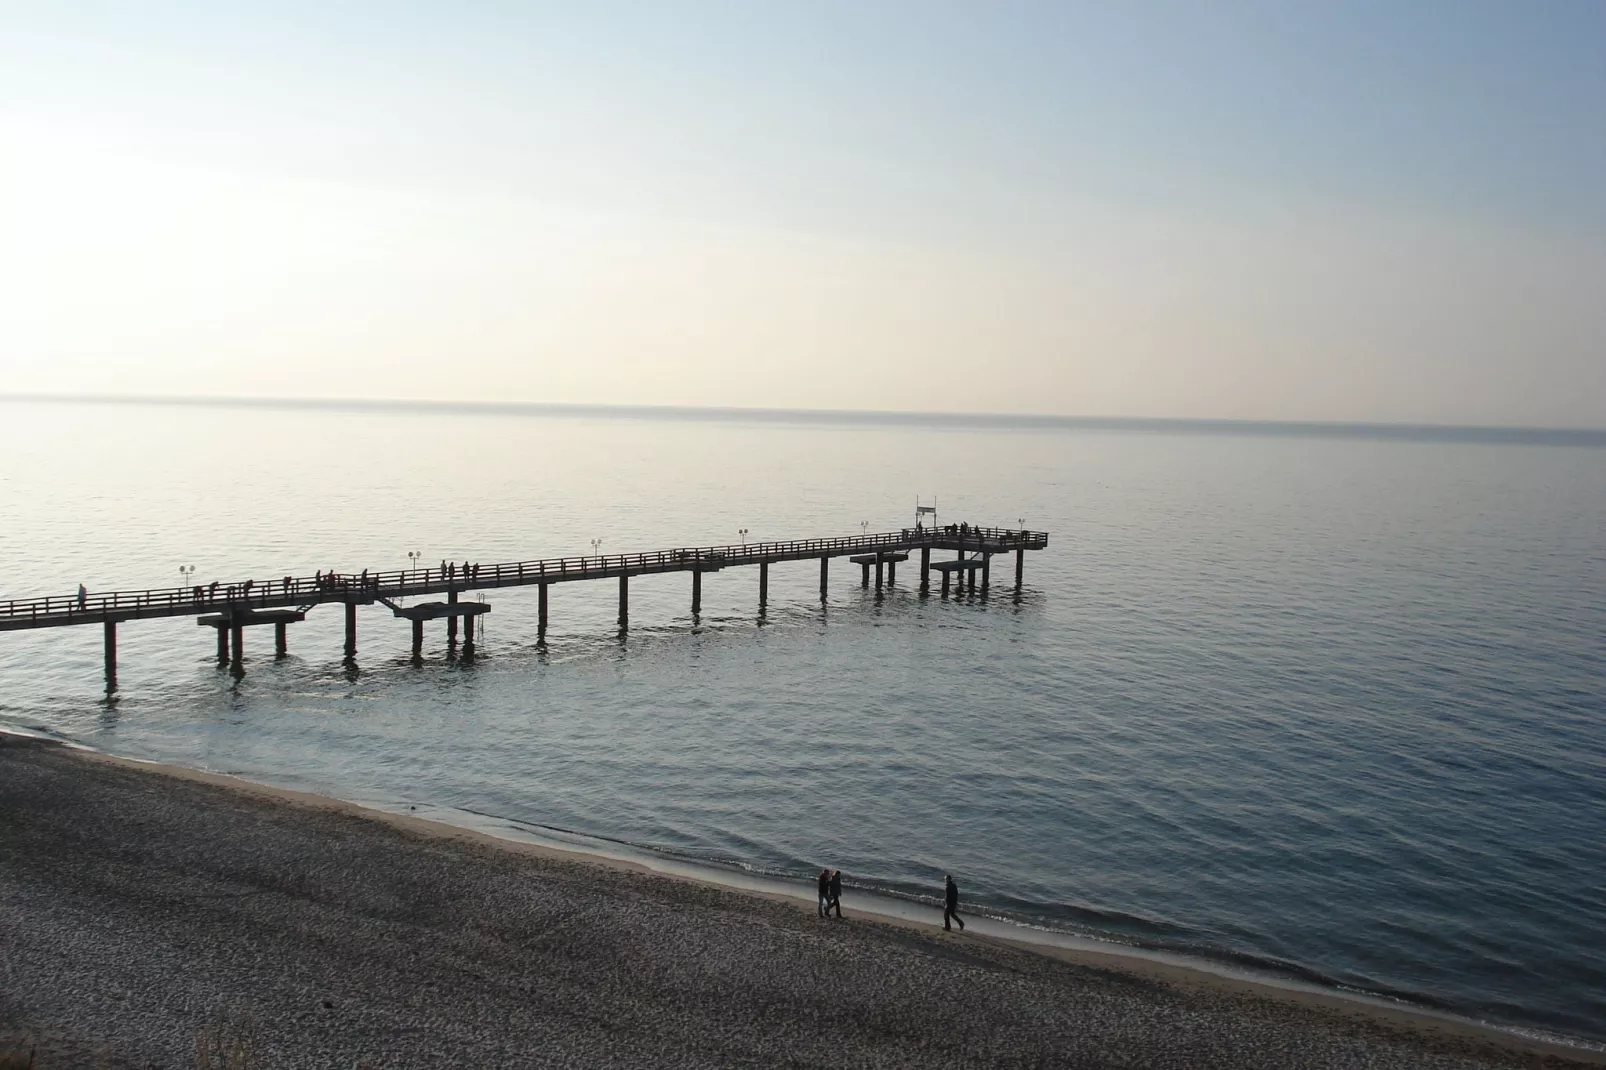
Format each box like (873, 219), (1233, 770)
(3, 2), (1603, 426)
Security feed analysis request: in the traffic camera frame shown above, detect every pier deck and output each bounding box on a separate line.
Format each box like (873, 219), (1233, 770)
(0, 527), (1044, 632)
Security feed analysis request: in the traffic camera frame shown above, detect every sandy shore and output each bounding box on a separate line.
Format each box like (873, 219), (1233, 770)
(1, 735), (1599, 1069)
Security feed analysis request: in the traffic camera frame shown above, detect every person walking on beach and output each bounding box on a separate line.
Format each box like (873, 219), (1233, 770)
(943, 874), (965, 932)
(817, 868), (831, 917)
(828, 869), (843, 918)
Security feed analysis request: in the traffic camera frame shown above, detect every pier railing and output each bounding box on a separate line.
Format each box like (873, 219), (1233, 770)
(0, 527), (1047, 630)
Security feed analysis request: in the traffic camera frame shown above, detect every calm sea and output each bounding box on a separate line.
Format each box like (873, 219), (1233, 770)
(2, 398), (1603, 1044)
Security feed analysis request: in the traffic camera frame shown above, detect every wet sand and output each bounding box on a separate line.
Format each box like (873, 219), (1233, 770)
(1, 735), (1599, 1069)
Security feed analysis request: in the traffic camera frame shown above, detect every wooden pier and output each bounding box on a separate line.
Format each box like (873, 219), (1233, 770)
(0, 525), (1047, 692)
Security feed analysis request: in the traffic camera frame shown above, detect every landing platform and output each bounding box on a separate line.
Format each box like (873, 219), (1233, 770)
(196, 609), (307, 628)
(929, 560), (987, 573)
(391, 602), (491, 622)
(849, 552), (910, 565)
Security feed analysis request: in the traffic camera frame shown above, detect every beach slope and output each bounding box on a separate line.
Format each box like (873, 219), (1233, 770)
(0, 737), (1594, 1069)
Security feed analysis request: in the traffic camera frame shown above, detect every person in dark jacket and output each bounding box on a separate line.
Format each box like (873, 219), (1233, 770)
(943, 874), (965, 932)
(828, 870), (843, 918)
(817, 869), (831, 917)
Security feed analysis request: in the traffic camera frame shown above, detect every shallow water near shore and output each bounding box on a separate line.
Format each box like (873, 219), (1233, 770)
(2, 398), (1604, 1045)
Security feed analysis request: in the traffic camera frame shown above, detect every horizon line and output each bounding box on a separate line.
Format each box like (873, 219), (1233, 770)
(4, 392), (1605, 447)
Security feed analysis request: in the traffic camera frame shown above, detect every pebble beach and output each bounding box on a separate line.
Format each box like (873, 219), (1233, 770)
(2, 735), (1599, 1069)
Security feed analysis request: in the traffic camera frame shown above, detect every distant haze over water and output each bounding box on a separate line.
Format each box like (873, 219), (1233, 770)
(9, 393), (1606, 446)
(1, 398), (1602, 1045)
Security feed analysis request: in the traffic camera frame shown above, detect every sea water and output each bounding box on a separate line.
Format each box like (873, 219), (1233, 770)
(1, 398), (1602, 1043)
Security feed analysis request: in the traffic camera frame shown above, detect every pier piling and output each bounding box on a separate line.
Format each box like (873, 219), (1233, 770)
(412, 619), (424, 661)
(888, 558), (897, 586)
(1016, 545), (1025, 590)
(274, 621), (287, 658)
(691, 568), (702, 616)
(619, 575), (629, 631)
(759, 562), (768, 610)
(230, 624), (243, 675)
(344, 601), (357, 661)
(819, 557), (829, 601)
(920, 547), (930, 593)
(216, 625), (228, 664)
(103, 621), (117, 692)
(981, 554), (990, 594)
(537, 583), (548, 639)
(860, 561), (870, 588)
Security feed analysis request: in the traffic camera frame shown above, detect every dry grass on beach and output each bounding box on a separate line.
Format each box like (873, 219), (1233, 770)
(1, 1036), (36, 1070)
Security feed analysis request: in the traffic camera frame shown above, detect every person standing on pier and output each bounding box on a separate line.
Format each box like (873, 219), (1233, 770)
(943, 874), (965, 932)
(828, 870), (843, 918)
(77, 584), (87, 610)
(817, 868), (831, 917)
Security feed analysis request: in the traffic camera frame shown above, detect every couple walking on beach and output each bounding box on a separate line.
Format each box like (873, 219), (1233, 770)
(817, 868), (842, 918)
(815, 870), (965, 932)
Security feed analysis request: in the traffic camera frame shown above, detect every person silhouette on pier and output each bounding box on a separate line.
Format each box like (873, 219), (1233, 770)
(943, 874), (965, 932)
(817, 868), (831, 917)
(77, 584), (87, 610)
(828, 870), (843, 918)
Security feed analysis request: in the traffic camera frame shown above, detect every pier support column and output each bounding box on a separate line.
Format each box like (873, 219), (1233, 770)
(759, 562), (768, 611)
(412, 619), (424, 662)
(920, 547), (931, 594)
(888, 559), (897, 586)
(274, 621), (288, 658)
(1016, 546), (1025, 590)
(216, 625), (229, 664)
(691, 569), (702, 615)
(230, 624), (244, 675)
(538, 583), (548, 639)
(860, 561), (870, 588)
(981, 554), (990, 595)
(819, 557), (829, 602)
(941, 571), (951, 598)
(447, 589), (459, 650)
(619, 575), (629, 631)
(344, 601), (357, 661)
(463, 613), (476, 659)
(103, 621), (117, 693)
(875, 555), (884, 592)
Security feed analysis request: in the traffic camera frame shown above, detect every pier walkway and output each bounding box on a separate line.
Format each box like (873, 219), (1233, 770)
(0, 525), (1047, 689)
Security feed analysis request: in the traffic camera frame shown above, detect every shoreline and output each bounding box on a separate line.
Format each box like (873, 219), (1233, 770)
(36, 733), (1604, 1065)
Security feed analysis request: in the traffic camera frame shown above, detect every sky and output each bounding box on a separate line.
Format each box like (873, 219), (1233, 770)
(2, 2), (1604, 427)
